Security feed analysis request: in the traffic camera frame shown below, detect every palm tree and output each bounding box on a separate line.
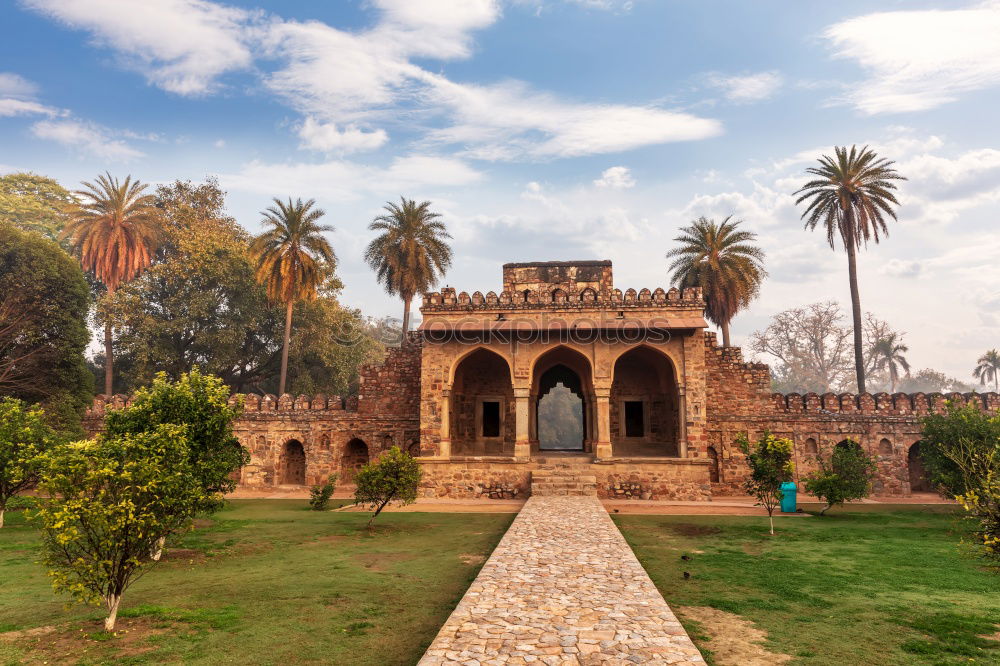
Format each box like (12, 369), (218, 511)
(869, 333), (910, 393)
(62, 172), (162, 396)
(974, 349), (1000, 392)
(666, 216), (767, 347)
(365, 197), (453, 336)
(795, 145), (906, 394)
(250, 198), (336, 395)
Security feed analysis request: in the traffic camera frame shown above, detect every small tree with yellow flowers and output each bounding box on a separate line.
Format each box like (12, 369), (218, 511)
(738, 431), (795, 535)
(35, 425), (205, 631)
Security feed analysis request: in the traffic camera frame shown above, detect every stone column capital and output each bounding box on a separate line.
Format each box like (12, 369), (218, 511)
(514, 387), (531, 399)
(594, 387), (611, 399)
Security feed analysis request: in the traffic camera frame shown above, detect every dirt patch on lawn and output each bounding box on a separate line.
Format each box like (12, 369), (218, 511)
(459, 553), (486, 566)
(352, 551), (417, 571)
(678, 606), (792, 666)
(670, 523), (722, 537)
(160, 548), (206, 563)
(0, 617), (170, 664)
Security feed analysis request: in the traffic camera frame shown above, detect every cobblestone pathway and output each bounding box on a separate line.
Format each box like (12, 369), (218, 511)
(418, 496), (704, 665)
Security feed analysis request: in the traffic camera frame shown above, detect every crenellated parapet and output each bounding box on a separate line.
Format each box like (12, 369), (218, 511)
(771, 390), (1000, 416)
(421, 285), (704, 312)
(85, 392), (351, 419)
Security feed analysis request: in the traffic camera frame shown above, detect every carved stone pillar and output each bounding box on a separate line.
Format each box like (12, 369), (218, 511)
(595, 387), (612, 459)
(439, 389), (452, 458)
(678, 384), (688, 458)
(514, 388), (531, 460)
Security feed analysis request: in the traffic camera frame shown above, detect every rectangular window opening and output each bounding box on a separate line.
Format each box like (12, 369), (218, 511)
(624, 401), (644, 438)
(482, 401), (501, 438)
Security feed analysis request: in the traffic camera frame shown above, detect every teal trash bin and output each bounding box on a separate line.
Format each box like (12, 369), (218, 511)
(780, 482), (797, 513)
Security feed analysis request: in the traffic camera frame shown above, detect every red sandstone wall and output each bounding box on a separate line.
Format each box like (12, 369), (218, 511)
(356, 340), (422, 418)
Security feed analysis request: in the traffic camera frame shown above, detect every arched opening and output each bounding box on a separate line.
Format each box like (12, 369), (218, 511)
(610, 346), (680, 456)
(707, 446), (721, 483)
(281, 439), (306, 485)
(342, 438), (369, 483)
(878, 438), (893, 456)
(908, 442), (932, 492)
(530, 346), (594, 454)
(804, 437), (818, 455)
(537, 367), (585, 450)
(407, 438), (420, 457)
(450, 348), (514, 456)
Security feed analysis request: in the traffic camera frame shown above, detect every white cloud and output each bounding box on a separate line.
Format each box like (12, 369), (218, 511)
(297, 117), (389, 154)
(220, 154), (483, 201)
(823, 2), (1000, 114)
(30, 119), (144, 161)
(422, 76), (722, 160)
(705, 71), (783, 103)
(593, 166), (635, 189)
(371, 0), (500, 59)
(0, 98), (60, 117)
(22, 0), (254, 95)
(0, 72), (39, 98)
(213, 139), (226, 148)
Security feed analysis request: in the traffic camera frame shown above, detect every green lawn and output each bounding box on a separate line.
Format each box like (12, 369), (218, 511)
(0, 500), (513, 665)
(615, 505), (1000, 666)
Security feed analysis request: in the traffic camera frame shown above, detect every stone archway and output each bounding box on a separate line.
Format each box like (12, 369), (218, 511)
(908, 442), (932, 492)
(342, 438), (369, 483)
(450, 348), (514, 456)
(530, 346), (595, 454)
(281, 439), (306, 485)
(610, 346), (680, 456)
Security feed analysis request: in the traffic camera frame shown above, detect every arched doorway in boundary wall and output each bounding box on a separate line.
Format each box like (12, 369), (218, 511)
(450, 348), (515, 456)
(342, 438), (369, 483)
(281, 439), (306, 485)
(908, 442), (932, 492)
(610, 346), (680, 456)
(531, 346), (594, 453)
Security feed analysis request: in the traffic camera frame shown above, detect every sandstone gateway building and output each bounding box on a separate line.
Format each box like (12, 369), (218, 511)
(85, 260), (1000, 500)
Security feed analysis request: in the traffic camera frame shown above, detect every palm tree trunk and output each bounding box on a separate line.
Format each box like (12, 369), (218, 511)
(721, 320), (731, 347)
(104, 286), (115, 396)
(279, 301), (293, 395)
(845, 238), (866, 394)
(401, 296), (412, 342)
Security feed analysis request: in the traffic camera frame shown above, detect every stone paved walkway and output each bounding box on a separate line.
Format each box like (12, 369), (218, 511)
(418, 496), (705, 665)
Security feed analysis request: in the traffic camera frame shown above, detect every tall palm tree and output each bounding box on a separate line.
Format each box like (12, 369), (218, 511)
(666, 216), (767, 347)
(795, 145), (906, 394)
(365, 197), (453, 336)
(869, 333), (910, 393)
(974, 349), (1000, 392)
(62, 172), (162, 396)
(250, 198), (336, 395)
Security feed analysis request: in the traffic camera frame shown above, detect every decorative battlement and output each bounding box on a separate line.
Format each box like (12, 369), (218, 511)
(770, 390), (1000, 415)
(85, 392), (356, 418)
(421, 285), (704, 311)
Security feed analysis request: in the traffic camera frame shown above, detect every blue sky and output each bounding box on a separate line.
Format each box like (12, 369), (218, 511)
(1, 0), (999, 383)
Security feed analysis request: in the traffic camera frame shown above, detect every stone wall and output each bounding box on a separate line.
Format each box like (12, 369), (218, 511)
(703, 331), (1000, 496)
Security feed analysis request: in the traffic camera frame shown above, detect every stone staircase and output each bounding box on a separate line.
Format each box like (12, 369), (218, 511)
(530, 461), (598, 497)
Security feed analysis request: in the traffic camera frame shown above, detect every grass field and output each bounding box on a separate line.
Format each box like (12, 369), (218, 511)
(0, 499), (513, 665)
(615, 505), (1000, 666)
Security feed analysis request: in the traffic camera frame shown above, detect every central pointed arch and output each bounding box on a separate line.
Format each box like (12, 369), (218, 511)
(530, 346), (595, 453)
(610, 345), (680, 456)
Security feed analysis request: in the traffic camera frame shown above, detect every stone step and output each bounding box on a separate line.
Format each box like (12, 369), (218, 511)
(531, 488), (597, 497)
(531, 476), (597, 484)
(531, 482), (597, 491)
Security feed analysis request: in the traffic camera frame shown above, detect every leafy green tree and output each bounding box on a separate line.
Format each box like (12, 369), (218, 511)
(666, 216), (767, 347)
(804, 440), (876, 515)
(251, 198), (336, 395)
(365, 198), (453, 335)
(354, 446), (422, 529)
(0, 398), (59, 528)
(869, 333), (911, 393)
(898, 368), (973, 394)
(62, 173), (163, 396)
(920, 402), (1000, 497)
(103, 369), (247, 559)
(795, 146), (906, 393)
(0, 224), (92, 435)
(309, 474), (338, 511)
(35, 425), (204, 631)
(943, 438), (1000, 561)
(974, 350), (1000, 393)
(0, 172), (75, 242)
(738, 431), (795, 535)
